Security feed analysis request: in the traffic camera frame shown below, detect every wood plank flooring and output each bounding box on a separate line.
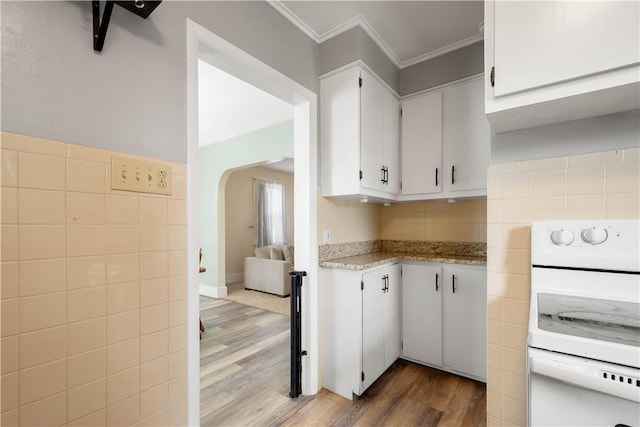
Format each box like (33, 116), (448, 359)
(200, 296), (486, 427)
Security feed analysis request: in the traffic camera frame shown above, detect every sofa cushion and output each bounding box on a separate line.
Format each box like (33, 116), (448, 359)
(269, 246), (284, 260)
(254, 246), (270, 259)
(282, 245), (294, 264)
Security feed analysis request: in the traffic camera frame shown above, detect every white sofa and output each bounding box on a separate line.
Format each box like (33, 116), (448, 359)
(243, 245), (294, 297)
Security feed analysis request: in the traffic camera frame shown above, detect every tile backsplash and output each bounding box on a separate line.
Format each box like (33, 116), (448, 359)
(1, 133), (187, 426)
(486, 147), (639, 427)
(316, 192), (380, 244)
(381, 198), (487, 243)
(317, 191), (487, 245)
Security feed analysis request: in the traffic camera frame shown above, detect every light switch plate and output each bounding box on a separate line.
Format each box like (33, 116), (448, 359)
(323, 228), (332, 245)
(111, 155), (172, 195)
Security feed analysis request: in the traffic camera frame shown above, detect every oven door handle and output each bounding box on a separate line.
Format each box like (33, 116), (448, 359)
(530, 355), (640, 403)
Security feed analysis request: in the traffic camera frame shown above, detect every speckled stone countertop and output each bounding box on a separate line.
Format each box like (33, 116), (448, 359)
(319, 240), (486, 270)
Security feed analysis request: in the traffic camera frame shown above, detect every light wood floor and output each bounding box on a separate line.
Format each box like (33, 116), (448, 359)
(200, 296), (486, 427)
(223, 282), (290, 316)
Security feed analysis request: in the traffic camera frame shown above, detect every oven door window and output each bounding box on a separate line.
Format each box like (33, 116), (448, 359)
(538, 293), (640, 346)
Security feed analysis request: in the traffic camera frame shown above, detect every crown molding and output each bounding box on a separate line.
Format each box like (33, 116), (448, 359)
(269, 0), (483, 70)
(317, 15), (402, 68)
(400, 33), (484, 69)
(269, 1), (402, 67)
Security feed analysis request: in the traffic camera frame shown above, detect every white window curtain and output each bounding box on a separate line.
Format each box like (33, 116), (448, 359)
(254, 179), (285, 247)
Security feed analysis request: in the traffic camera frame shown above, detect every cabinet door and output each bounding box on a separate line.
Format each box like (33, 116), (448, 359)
(447, 267), (487, 380)
(401, 91), (443, 195)
(383, 90), (401, 194)
(383, 264), (401, 369)
(320, 67), (362, 196)
(445, 77), (490, 193)
(401, 264), (443, 367)
(494, 1), (640, 97)
(360, 69), (386, 192)
(361, 269), (386, 391)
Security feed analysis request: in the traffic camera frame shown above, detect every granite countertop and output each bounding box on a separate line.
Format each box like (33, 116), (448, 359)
(319, 251), (487, 270)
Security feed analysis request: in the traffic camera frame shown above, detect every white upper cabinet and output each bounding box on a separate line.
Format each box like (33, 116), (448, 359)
(485, 0), (640, 132)
(445, 77), (491, 193)
(401, 76), (490, 201)
(383, 89), (401, 194)
(401, 91), (443, 196)
(360, 70), (386, 193)
(321, 65), (400, 201)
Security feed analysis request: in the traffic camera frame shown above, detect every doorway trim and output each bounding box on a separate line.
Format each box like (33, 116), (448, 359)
(186, 19), (319, 425)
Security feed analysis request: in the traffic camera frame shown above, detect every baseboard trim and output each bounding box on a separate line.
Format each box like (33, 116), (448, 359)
(225, 272), (244, 284)
(199, 284), (227, 298)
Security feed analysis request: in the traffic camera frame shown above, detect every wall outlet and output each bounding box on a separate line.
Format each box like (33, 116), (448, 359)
(111, 155), (172, 195)
(323, 228), (332, 245)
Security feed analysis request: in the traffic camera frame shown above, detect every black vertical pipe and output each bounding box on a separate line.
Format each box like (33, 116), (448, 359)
(289, 270), (306, 398)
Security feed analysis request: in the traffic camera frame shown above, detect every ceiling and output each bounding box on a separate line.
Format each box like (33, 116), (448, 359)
(198, 59), (293, 147)
(273, 1), (485, 68)
(263, 157), (295, 173)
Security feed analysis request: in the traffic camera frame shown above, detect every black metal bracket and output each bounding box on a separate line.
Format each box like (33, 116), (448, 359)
(93, 1), (115, 52)
(92, 1), (162, 52)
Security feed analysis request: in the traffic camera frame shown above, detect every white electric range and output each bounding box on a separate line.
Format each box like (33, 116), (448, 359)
(528, 220), (640, 427)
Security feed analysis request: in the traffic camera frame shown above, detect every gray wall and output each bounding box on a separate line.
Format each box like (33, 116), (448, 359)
(1, 1), (319, 163)
(491, 110), (640, 163)
(6, 1), (630, 167)
(319, 26), (399, 93)
(399, 41), (483, 96)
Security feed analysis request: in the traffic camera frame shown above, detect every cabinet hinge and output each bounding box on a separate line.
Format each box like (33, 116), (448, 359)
(361, 372), (365, 382)
(490, 66), (495, 87)
(361, 280), (364, 290)
(359, 170), (363, 180)
(359, 77), (362, 88)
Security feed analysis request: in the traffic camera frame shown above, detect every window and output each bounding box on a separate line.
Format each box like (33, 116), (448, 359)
(254, 179), (285, 247)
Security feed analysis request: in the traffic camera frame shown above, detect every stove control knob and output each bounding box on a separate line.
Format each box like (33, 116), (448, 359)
(550, 229), (574, 246)
(581, 227), (608, 245)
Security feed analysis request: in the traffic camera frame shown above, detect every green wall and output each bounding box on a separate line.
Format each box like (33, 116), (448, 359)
(198, 120), (294, 294)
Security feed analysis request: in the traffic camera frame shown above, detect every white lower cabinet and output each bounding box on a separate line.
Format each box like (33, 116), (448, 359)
(323, 263), (401, 399)
(323, 261), (485, 399)
(447, 265), (488, 380)
(401, 264), (443, 366)
(401, 263), (487, 382)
